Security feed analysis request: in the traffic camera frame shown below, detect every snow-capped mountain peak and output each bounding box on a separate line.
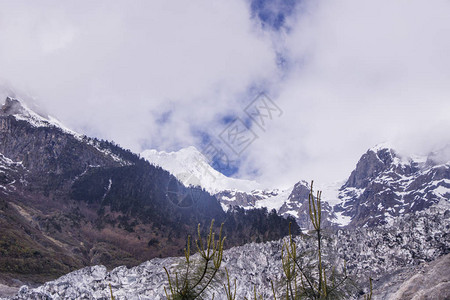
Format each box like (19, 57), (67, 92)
(336, 143), (450, 227)
(368, 142), (395, 153)
(140, 146), (262, 194)
(1, 97), (81, 138)
(1, 97), (132, 166)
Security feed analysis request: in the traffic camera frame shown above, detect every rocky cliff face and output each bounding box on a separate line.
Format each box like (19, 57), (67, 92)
(335, 145), (450, 227)
(277, 181), (336, 230)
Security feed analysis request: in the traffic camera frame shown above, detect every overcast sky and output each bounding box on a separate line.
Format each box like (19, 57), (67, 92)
(1, 0), (449, 188)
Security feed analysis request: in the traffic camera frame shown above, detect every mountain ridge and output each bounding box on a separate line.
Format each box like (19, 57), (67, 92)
(141, 143), (449, 229)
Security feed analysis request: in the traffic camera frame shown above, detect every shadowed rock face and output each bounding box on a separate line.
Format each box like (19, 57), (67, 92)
(345, 148), (396, 190)
(216, 190), (271, 208)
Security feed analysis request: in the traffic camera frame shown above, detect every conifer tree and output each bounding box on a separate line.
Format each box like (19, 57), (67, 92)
(164, 220), (226, 300)
(272, 181), (351, 299)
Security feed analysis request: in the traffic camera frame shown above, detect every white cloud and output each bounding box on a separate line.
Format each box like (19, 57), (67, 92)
(236, 0), (450, 187)
(0, 0), (277, 150)
(1, 0), (449, 188)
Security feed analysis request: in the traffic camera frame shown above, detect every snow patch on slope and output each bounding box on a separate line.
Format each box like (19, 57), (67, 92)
(0, 153), (22, 168)
(255, 188), (291, 211)
(333, 211), (352, 227)
(317, 181), (343, 207)
(0, 153), (24, 195)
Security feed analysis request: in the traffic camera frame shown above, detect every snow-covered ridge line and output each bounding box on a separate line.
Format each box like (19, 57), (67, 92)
(85, 138), (132, 166)
(2, 97), (131, 166)
(4, 97), (83, 139)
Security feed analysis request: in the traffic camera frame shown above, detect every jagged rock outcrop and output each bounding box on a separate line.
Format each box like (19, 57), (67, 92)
(278, 181), (336, 230)
(335, 145), (450, 227)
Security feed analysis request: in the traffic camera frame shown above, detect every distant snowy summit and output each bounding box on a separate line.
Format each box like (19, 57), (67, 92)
(140, 147), (263, 194)
(140, 147), (298, 217)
